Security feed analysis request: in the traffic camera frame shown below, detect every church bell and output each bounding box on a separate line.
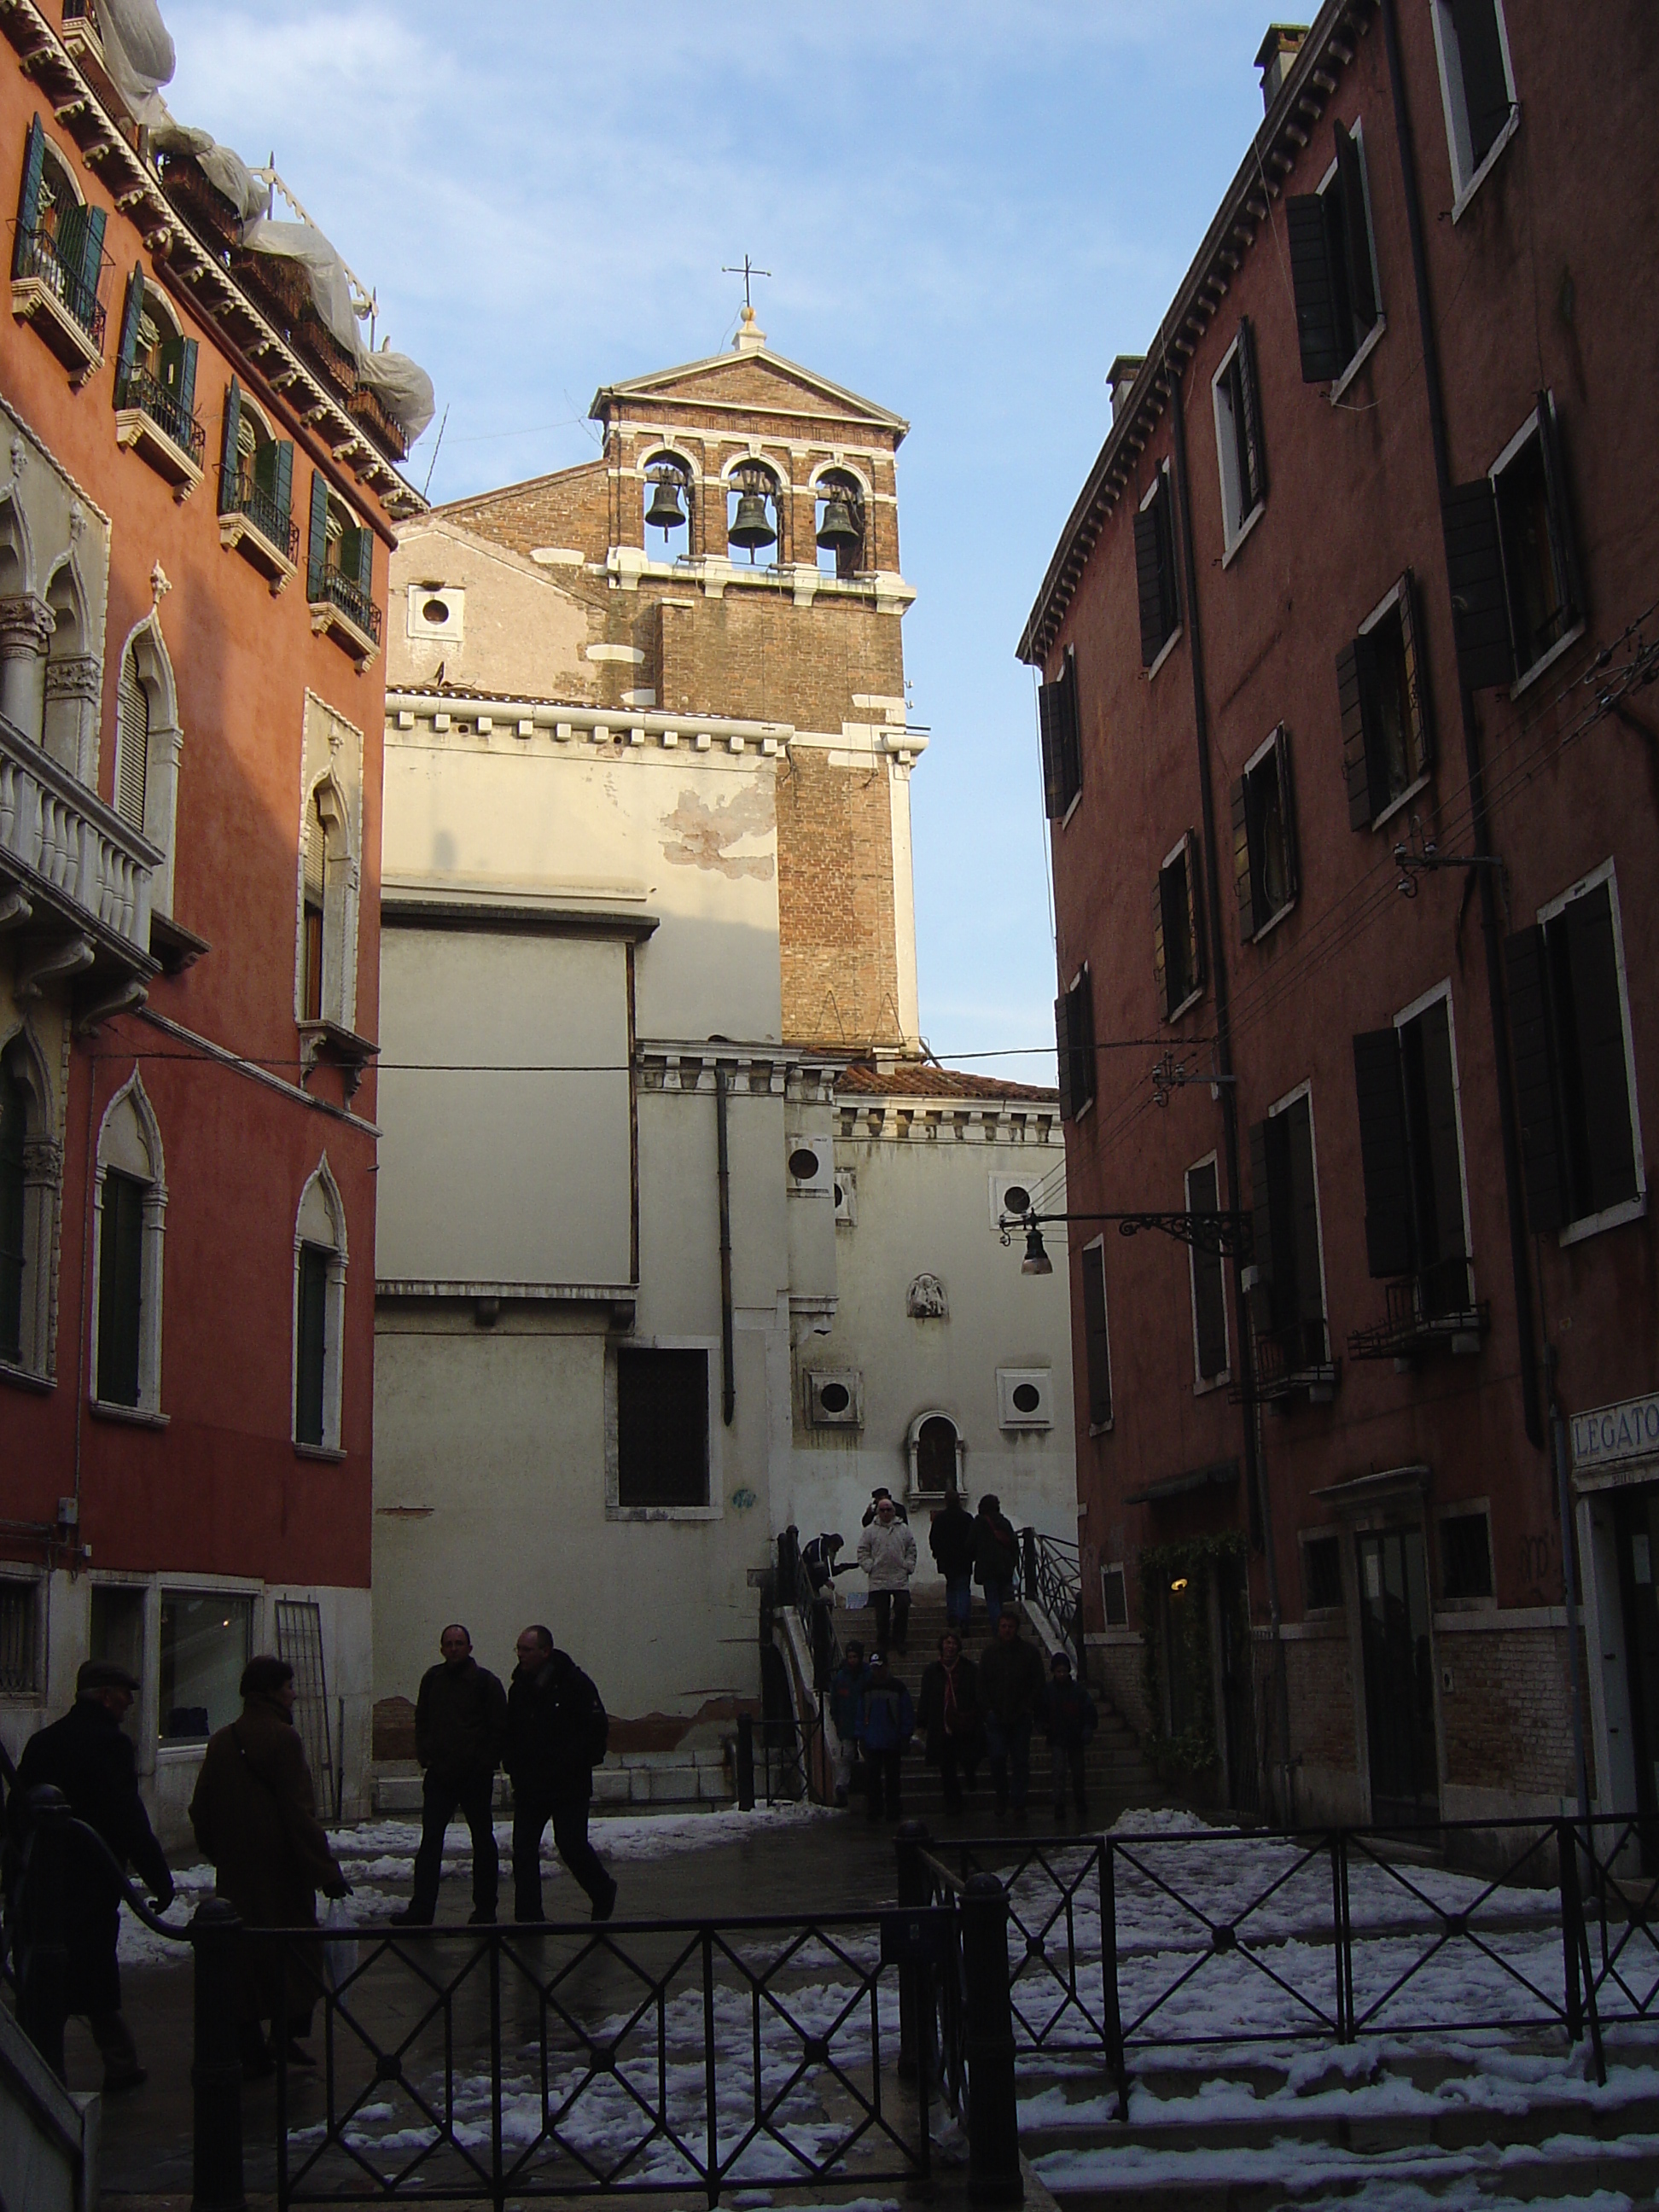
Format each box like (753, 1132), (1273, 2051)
(815, 492), (861, 552)
(728, 488), (777, 552)
(646, 474), (686, 533)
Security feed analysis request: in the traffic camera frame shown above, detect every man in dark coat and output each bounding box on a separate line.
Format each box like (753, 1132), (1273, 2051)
(977, 1612), (1049, 1818)
(12, 1659), (172, 2090)
(856, 1653), (914, 1825)
(973, 1493), (1020, 1633)
(916, 1632), (982, 1813)
(189, 1655), (348, 2075)
(505, 1625), (617, 1923)
(1044, 1651), (1098, 1823)
(928, 1494), (977, 1634)
(392, 1623), (507, 1926)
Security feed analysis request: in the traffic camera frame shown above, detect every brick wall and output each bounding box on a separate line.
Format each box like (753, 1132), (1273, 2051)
(777, 748), (904, 1047)
(1439, 1624), (1580, 1801)
(1284, 1630), (1358, 1770)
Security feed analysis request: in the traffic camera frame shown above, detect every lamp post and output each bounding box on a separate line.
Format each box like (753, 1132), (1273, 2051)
(1000, 1208), (1254, 1274)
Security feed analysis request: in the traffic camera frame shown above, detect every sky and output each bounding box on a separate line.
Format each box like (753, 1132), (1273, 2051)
(162, 0), (1276, 1075)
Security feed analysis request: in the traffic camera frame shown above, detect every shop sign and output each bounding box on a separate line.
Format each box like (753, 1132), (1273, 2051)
(1572, 1392), (1659, 1475)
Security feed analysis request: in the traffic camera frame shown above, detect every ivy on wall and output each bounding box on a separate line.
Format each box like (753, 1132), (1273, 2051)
(1138, 1530), (1248, 1777)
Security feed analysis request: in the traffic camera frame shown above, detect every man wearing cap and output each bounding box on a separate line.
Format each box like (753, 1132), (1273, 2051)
(12, 1659), (173, 2091)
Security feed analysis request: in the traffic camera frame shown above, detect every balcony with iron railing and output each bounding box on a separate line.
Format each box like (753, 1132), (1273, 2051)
(308, 562), (383, 663)
(114, 364), (206, 496)
(1348, 1262), (1490, 1364)
(217, 466), (300, 588)
(1239, 1317), (1340, 1406)
(10, 224), (107, 376)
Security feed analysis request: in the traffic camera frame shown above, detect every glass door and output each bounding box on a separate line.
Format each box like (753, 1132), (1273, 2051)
(1357, 1528), (1439, 1825)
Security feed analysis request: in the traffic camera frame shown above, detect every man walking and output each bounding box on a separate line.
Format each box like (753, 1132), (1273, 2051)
(858, 1652), (914, 1825)
(858, 1495), (917, 1655)
(505, 1626), (618, 1923)
(1044, 1651), (1097, 1825)
(973, 1493), (1020, 1633)
(917, 1631), (982, 1814)
(928, 1492), (976, 1634)
(828, 1639), (870, 1808)
(392, 1625), (506, 1926)
(977, 1611), (1048, 1819)
(12, 1660), (172, 2091)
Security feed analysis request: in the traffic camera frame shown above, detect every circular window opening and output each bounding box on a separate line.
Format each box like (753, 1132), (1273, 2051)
(1003, 1184), (1032, 1215)
(818, 1381), (851, 1414)
(422, 597), (451, 626)
(1011, 1382), (1042, 1414)
(789, 1147), (821, 1180)
(833, 1181), (845, 1208)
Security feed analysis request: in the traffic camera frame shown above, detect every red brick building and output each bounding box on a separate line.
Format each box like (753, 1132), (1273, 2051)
(0, 2), (421, 1838)
(1018, 0), (1659, 1832)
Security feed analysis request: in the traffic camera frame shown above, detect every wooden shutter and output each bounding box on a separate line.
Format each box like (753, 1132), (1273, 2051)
(1563, 884), (1639, 1214)
(1287, 193), (1343, 382)
(1152, 874), (1169, 1018)
(1054, 992), (1077, 1123)
(1353, 1028), (1414, 1278)
(13, 115), (44, 278)
(1231, 775), (1258, 940)
(73, 203), (105, 305)
(114, 266), (145, 394)
(1536, 392), (1585, 626)
(295, 1245), (329, 1446)
(1443, 479), (1514, 690)
(1286, 1097), (1325, 1337)
(175, 335), (198, 422)
(1415, 998), (1468, 1270)
(1135, 494), (1167, 667)
(97, 1171), (143, 1407)
(271, 439), (294, 529)
(116, 649), (148, 830)
(1337, 635), (1380, 830)
(306, 470), (329, 599)
(1057, 647), (1081, 808)
(352, 514), (374, 598)
(1450, 0), (1511, 166)
(1335, 122), (1377, 333)
(1073, 966), (1097, 1112)
(1080, 1244), (1112, 1427)
(218, 377), (241, 514)
(1237, 315), (1267, 509)
(1274, 724), (1300, 903)
(1038, 673), (1062, 818)
(1183, 832), (1205, 996)
(1248, 1121), (1276, 1329)
(1503, 924), (1568, 1233)
(1396, 573), (1432, 777)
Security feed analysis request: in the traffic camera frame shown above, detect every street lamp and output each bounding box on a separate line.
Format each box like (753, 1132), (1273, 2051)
(1021, 1224), (1054, 1276)
(999, 1207), (1254, 1264)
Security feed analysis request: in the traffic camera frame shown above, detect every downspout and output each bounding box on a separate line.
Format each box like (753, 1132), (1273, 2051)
(1168, 371), (1294, 1823)
(1547, 1346), (1592, 1825)
(715, 1069), (736, 1427)
(1379, 0), (1545, 1447)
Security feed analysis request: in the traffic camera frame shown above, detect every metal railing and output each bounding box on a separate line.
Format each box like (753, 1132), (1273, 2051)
(219, 465), (301, 563)
(1017, 1526), (1086, 1679)
(1348, 1268), (1491, 1361)
(118, 364), (207, 470)
(310, 564), (384, 645)
(12, 224), (108, 352)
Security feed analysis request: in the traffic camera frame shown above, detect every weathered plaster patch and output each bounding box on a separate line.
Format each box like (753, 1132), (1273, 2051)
(659, 785), (776, 880)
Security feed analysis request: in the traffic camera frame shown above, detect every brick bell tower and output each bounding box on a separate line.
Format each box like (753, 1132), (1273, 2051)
(435, 306), (923, 1051)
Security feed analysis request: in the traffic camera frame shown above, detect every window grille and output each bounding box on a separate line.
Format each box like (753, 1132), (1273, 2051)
(0, 1580), (38, 1696)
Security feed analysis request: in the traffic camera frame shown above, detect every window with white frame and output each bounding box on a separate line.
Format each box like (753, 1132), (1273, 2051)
(1055, 963), (1097, 1121)
(616, 1346), (710, 1506)
(295, 695), (364, 1034)
(908, 1410), (963, 1499)
(1155, 832), (1204, 1020)
(112, 614), (182, 911)
(159, 1589), (253, 1742)
(1080, 1237), (1113, 1429)
(1446, 393), (1584, 695)
(1288, 120), (1382, 387)
(1037, 643), (1083, 819)
(1212, 318), (1267, 554)
(1506, 863), (1645, 1243)
(1247, 1088), (1331, 1380)
(1431, 0), (1516, 207)
(1232, 725), (1298, 940)
(1337, 573), (1430, 830)
(1352, 985), (1476, 1316)
(0, 1027), (57, 1379)
(1134, 465), (1180, 671)
(0, 1575), (40, 1695)
(92, 1074), (166, 1415)
(294, 1161), (346, 1451)
(1186, 1155), (1229, 1388)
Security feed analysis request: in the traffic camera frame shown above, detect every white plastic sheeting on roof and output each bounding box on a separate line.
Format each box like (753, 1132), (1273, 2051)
(98, 0), (175, 129)
(239, 216), (364, 359)
(151, 121), (265, 220)
(358, 348), (436, 441)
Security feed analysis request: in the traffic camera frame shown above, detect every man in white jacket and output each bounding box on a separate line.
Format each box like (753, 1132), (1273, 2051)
(858, 1498), (917, 1655)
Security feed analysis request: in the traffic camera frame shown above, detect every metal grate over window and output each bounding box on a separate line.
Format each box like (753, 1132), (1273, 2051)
(0, 1579), (38, 1695)
(275, 1597), (337, 1819)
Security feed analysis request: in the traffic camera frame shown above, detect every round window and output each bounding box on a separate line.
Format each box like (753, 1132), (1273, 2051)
(818, 1381), (851, 1414)
(1003, 1183), (1033, 1215)
(422, 597), (451, 625)
(789, 1147), (820, 1180)
(833, 1181), (845, 1208)
(1012, 1382), (1042, 1414)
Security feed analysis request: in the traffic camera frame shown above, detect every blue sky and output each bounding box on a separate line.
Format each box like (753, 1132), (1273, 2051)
(163, 1), (1275, 1073)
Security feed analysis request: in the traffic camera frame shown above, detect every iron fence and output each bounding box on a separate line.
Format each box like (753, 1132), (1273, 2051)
(311, 563), (384, 644)
(117, 364), (207, 469)
(1016, 1528), (1086, 1679)
(12, 223), (108, 352)
(219, 464), (302, 564)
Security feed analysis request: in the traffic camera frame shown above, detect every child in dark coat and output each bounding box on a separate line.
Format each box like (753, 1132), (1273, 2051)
(1044, 1652), (1097, 1824)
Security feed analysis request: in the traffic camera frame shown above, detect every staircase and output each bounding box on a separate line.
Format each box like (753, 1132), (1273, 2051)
(852, 1590), (1169, 1826)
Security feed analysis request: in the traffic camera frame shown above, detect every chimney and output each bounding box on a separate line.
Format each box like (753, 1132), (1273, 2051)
(1254, 23), (1310, 113)
(1108, 355), (1145, 423)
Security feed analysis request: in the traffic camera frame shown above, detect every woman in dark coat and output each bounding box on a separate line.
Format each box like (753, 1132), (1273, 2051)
(189, 1655), (348, 2074)
(916, 1632), (983, 1814)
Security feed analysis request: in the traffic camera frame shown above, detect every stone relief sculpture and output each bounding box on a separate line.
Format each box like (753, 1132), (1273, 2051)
(906, 1272), (948, 1319)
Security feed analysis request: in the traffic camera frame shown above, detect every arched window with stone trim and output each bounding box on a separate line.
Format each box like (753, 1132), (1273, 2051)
(0, 1027), (57, 1377)
(111, 614), (182, 910)
(42, 554), (97, 780)
(642, 448), (694, 554)
(92, 1073), (166, 1414)
(726, 459), (782, 567)
(297, 773), (351, 1027)
(813, 467), (866, 581)
(294, 1160), (346, 1452)
(907, 1409), (965, 1501)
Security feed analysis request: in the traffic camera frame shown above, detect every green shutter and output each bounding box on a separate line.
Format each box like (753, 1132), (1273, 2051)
(78, 203), (105, 303)
(306, 470), (329, 598)
(97, 1171), (144, 1407)
(0, 1065), (26, 1366)
(271, 439), (294, 529)
(114, 266), (145, 395)
(177, 335), (198, 421)
(218, 377), (241, 514)
(1054, 992), (1076, 1123)
(1248, 1119), (1276, 1330)
(1183, 833), (1205, 995)
(1286, 1097), (1325, 1339)
(352, 515), (374, 597)
(14, 115), (45, 280)
(1135, 494), (1167, 667)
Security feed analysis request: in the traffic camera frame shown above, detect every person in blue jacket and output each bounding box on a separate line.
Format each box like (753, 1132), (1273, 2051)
(858, 1651), (915, 1825)
(1044, 1651), (1097, 1825)
(828, 1640), (870, 1807)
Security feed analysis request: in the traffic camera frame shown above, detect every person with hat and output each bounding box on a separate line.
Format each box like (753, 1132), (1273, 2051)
(1043, 1650), (1098, 1825)
(10, 1658), (173, 2092)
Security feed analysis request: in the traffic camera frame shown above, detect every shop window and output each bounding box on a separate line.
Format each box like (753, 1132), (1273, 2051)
(1080, 1239), (1113, 1429)
(1055, 963), (1097, 1121)
(1439, 1509), (1493, 1602)
(1302, 1534), (1343, 1612)
(1248, 1091), (1330, 1380)
(1232, 725), (1298, 940)
(0, 1577), (40, 1696)
(91, 1074), (165, 1416)
(1432, 0), (1516, 205)
(1134, 465), (1180, 670)
(1155, 833), (1204, 1020)
(158, 1590), (253, 1742)
(1288, 119), (1382, 386)
(1352, 989), (1475, 1316)
(1212, 318), (1267, 553)
(1186, 1155), (1230, 1387)
(617, 1347), (709, 1507)
(1038, 643), (1083, 819)
(1337, 573), (1430, 830)
(1505, 865), (1644, 1241)
(293, 1161), (346, 1452)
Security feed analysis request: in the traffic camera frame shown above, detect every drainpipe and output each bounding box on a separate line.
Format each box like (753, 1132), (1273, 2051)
(715, 1069), (736, 1426)
(1169, 371), (1295, 1824)
(1547, 1347), (1592, 1826)
(1379, 0), (1545, 1448)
